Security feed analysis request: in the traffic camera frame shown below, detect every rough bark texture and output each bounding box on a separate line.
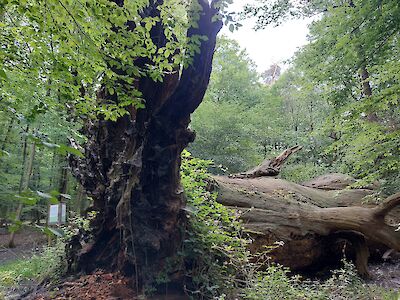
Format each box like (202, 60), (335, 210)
(69, 0), (222, 288)
(213, 174), (400, 278)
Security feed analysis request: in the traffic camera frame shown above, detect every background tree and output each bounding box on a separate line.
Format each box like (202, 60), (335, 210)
(289, 0), (400, 192)
(233, 0), (400, 191)
(189, 36), (267, 173)
(190, 36), (332, 181)
(261, 63), (281, 85)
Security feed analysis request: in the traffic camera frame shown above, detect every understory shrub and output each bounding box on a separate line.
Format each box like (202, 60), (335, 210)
(280, 162), (334, 183)
(0, 240), (65, 289)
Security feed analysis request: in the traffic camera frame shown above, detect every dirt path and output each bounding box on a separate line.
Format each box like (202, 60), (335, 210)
(368, 256), (400, 291)
(0, 226), (47, 265)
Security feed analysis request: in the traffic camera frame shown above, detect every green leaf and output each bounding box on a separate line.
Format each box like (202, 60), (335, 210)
(35, 225), (64, 237)
(59, 193), (71, 200)
(8, 222), (23, 233)
(15, 195), (37, 205)
(0, 69), (7, 80)
(42, 142), (60, 149)
(0, 150), (10, 157)
(37, 191), (58, 203)
(145, 21), (152, 31)
(37, 191), (53, 199)
(58, 144), (84, 157)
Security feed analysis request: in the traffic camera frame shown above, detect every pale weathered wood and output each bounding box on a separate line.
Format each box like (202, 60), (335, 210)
(229, 145), (303, 178)
(212, 174), (400, 276)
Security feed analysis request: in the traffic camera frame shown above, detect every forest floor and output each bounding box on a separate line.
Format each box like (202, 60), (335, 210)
(368, 255), (400, 290)
(0, 227), (46, 264)
(13, 257), (400, 300)
(0, 228), (399, 299)
(22, 271), (188, 300)
(0, 227), (47, 300)
(29, 271), (139, 300)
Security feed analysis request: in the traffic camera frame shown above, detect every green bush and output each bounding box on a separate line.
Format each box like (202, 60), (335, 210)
(180, 150), (248, 298)
(280, 162), (334, 183)
(317, 259), (399, 300)
(242, 259), (399, 300)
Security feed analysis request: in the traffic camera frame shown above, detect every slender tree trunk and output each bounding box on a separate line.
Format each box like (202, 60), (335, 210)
(359, 65), (372, 97)
(49, 150), (57, 189)
(58, 161), (69, 201)
(32, 159), (42, 224)
(359, 65), (379, 122)
(8, 141), (36, 248)
(18, 125), (30, 191)
(68, 0), (222, 290)
(75, 183), (85, 215)
(0, 115), (14, 152)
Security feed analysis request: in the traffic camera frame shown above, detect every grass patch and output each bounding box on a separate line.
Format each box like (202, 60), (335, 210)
(243, 260), (399, 300)
(0, 241), (65, 288)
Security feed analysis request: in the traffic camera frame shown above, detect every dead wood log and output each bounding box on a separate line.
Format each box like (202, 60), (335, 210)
(229, 145), (302, 178)
(303, 173), (380, 191)
(302, 173), (357, 190)
(212, 175), (400, 277)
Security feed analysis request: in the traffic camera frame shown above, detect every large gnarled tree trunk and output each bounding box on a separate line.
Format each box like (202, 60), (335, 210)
(69, 0), (222, 288)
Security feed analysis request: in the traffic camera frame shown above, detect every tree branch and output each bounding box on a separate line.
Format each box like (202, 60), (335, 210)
(374, 192), (400, 218)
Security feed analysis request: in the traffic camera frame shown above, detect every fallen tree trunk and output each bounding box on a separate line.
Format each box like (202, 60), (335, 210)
(212, 149), (400, 277)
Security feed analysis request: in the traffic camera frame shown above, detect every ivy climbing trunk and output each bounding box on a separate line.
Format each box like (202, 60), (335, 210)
(69, 0), (222, 289)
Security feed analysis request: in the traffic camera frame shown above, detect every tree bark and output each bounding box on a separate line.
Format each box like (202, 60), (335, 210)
(359, 65), (379, 122)
(213, 175), (400, 278)
(68, 0), (222, 289)
(74, 183), (86, 216)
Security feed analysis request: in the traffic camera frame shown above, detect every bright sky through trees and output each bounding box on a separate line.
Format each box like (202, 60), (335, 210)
(221, 0), (314, 71)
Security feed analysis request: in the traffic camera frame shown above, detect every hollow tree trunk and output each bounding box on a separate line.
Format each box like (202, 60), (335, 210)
(69, 0), (222, 289)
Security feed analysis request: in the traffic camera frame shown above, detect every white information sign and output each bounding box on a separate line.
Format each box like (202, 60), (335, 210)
(48, 203), (67, 225)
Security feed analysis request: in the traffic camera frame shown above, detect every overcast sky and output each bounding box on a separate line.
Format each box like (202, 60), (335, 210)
(220, 1), (313, 72)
